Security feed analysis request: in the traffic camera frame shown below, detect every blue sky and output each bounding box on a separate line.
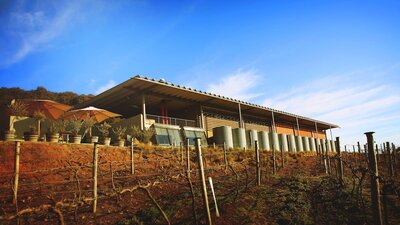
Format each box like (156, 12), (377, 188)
(1, 0), (400, 146)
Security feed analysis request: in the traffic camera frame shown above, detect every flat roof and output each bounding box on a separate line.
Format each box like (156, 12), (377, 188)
(78, 75), (339, 130)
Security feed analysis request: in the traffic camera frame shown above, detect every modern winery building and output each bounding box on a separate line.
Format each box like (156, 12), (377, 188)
(78, 75), (339, 151)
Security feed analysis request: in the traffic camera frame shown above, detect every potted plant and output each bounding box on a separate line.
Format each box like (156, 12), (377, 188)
(97, 122), (111, 146)
(142, 127), (155, 144)
(33, 110), (46, 141)
(83, 117), (98, 143)
(46, 119), (61, 143)
(130, 125), (142, 144)
(24, 126), (39, 142)
(130, 125), (155, 145)
(112, 126), (127, 147)
(5, 100), (28, 141)
(68, 116), (83, 144)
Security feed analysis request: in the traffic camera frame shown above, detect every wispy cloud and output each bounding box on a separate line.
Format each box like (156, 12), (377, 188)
(262, 68), (400, 145)
(207, 69), (263, 101)
(1, 1), (85, 67)
(95, 80), (116, 94)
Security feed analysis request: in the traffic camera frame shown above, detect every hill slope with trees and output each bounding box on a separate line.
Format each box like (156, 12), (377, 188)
(0, 86), (94, 107)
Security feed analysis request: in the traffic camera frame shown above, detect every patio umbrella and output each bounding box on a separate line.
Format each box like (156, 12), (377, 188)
(62, 106), (121, 123)
(61, 106), (121, 136)
(17, 99), (72, 136)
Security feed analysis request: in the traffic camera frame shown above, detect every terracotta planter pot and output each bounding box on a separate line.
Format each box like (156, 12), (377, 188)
(4, 131), (15, 141)
(25, 134), (39, 142)
(90, 136), (99, 143)
(47, 133), (60, 143)
(102, 137), (111, 146)
(71, 135), (82, 144)
(116, 139), (125, 147)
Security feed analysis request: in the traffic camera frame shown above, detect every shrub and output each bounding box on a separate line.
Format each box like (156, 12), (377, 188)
(97, 122), (111, 137)
(113, 126), (127, 140)
(68, 116), (83, 136)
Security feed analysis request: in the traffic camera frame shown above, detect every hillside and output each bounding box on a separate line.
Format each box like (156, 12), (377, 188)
(0, 141), (399, 225)
(0, 86), (93, 107)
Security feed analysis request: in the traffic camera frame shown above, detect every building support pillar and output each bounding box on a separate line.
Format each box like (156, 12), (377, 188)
(200, 105), (205, 129)
(296, 117), (300, 136)
(271, 111), (276, 133)
(238, 103), (243, 129)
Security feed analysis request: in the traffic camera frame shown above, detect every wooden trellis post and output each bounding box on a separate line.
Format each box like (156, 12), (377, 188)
(131, 139), (135, 174)
(386, 142), (393, 177)
(93, 143), (99, 213)
(223, 142), (228, 170)
(335, 137), (344, 185)
(365, 132), (383, 225)
(13, 141), (21, 205)
(195, 138), (212, 225)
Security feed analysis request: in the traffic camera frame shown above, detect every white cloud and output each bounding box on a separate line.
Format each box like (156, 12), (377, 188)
(1, 1), (86, 66)
(207, 69), (263, 101)
(95, 80), (116, 94)
(262, 68), (400, 146)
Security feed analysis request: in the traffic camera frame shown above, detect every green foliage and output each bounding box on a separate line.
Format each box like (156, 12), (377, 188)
(48, 119), (62, 134)
(113, 126), (127, 140)
(68, 116), (83, 136)
(128, 125), (155, 143)
(313, 176), (363, 225)
(116, 216), (144, 225)
(130, 125), (142, 141)
(266, 176), (313, 225)
(97, 122), (111, 137)
(83, 117), (96, 137)
(28, 125), (38, 135)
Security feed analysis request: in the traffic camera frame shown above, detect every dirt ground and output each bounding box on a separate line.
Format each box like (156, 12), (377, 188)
(0, 141), (399, 225)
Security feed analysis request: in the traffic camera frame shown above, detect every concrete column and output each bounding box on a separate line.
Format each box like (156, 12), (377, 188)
(142, 94), (146, 131)
(326, 139), (332, 152)
(288, 134), (297, 152)
(302, 136), (310, 151)
(296, 135), (304, 152)
(279, 134), (288, 152)
(247, 129), (258, 149)
(331, 140), (336, 152)
(258, 131), (270, 151)
(233, 128), (246, 150)
(309, 137), (316, 152)
(270, 132), (280, 151)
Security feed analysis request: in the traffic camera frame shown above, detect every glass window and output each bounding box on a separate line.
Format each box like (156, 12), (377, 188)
(167, 129), (182, 146)
(154, 127), (170, 145)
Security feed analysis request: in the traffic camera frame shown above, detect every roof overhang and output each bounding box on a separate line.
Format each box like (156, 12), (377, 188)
(78, 75), (339, 130)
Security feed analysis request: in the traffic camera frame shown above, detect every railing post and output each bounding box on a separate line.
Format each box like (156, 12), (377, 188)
(255, 140), (261, 186)
(195, 138), (212, 225)
(365, 132), (383, 225)
(335, 137), (344, 186)
(93, 143), (98, 213)
(13, 141), (21, 205)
